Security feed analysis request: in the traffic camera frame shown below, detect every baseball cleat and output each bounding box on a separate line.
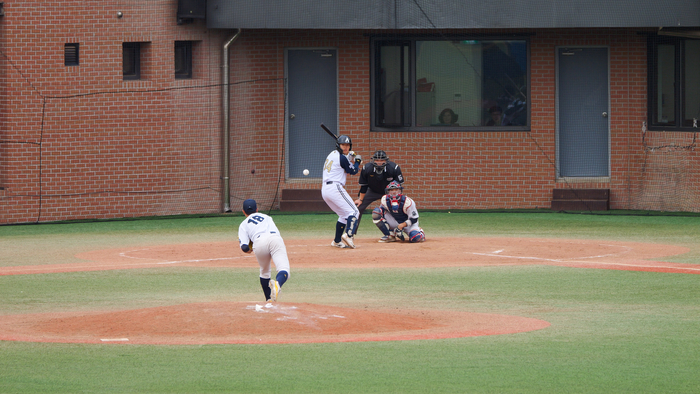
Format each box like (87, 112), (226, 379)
(378, 235), (396, 243)
(341, 233), (356, 249)
(331, 241), (348, 248)
(269, 279), (280, 302)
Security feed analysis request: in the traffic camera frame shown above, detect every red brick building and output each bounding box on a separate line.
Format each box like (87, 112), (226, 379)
(1, 0), (699, 224)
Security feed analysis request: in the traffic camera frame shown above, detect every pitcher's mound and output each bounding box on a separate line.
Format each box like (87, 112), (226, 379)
(0, 302), (550, 345)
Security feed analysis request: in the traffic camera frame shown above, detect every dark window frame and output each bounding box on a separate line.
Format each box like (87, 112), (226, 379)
(174, 41), (193, 79)
(123, 42), (141, 81)
(647, 35), (700, 131)
(64, 43), (79, 66)
(370, 35), (530, 132)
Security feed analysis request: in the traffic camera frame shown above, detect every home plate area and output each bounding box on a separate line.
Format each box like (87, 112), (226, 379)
(0, 302), (550, 345)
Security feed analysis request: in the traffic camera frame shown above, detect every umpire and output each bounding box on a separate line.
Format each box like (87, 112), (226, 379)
(353, 150), (404, 231)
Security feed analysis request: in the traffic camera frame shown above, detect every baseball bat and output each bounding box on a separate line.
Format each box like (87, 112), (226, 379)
(320, 123), (338, 139)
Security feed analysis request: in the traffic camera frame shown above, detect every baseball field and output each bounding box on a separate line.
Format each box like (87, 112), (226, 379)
(1, 211), (699, 393)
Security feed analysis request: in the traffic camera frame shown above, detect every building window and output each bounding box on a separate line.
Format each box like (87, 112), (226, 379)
(123, 42), (141, 80)
(174, 41), (193, 79)
(648, 36), (700, 130)
(371, 37), (529, 131)
(64, 43), (79, 66)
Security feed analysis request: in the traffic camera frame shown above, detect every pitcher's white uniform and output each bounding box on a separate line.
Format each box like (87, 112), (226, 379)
(322, 150), (360, 226)
(238, 212), (290, 280)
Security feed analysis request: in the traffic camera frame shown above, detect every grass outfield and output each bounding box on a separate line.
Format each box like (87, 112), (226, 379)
(1, 212), (699, 393)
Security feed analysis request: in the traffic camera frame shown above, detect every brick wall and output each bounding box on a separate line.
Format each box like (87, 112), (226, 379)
(0, 1), (229, 223)
(229, 28), (698, 214)
(1, 2), (697, 224)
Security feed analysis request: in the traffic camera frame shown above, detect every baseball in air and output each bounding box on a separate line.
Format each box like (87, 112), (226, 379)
(303, 169), (310, 176)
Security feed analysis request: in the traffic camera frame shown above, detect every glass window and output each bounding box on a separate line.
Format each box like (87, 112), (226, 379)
(123, 42), (141, 80)
(684, 40), (700, 128)
(372, 37), (528, 131)
(649, 36), (700, 130)
(375, 41), (410, 127)
(175, 41), (193, 79)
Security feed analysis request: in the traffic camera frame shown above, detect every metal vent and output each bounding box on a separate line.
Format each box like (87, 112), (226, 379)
(65, 43), (79, 66)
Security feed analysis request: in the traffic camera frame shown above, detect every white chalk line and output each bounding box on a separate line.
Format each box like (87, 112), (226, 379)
(472, 243), (633, 263)
(117, 248), (247, 265)
(1, 249), (251, 274)
(470, 252), (700, 272)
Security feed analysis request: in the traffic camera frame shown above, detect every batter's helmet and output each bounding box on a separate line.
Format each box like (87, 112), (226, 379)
(336, 135), (352, 153)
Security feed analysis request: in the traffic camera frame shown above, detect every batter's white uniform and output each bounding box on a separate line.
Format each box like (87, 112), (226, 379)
(238, 212), (290, 280)
(322, 150), (360, 224)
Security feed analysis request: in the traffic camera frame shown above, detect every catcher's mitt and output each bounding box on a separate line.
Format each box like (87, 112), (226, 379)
(394, 229), (405, 241)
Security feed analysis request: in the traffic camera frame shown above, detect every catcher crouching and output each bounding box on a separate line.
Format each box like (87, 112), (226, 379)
(372, 181), (426, 243)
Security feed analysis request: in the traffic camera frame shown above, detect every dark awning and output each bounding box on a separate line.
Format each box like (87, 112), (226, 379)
(206, 0), (700, 29)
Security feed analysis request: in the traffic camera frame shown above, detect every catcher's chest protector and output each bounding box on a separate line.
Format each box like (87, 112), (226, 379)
(389, 195), (407, 214)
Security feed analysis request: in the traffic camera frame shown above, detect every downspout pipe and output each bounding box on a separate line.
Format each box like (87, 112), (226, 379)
(222, 29), (241, 213)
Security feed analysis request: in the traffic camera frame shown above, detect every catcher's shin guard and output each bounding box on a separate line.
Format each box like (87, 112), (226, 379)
(409, 230), (426, 243)
(371, 207), (384, 223)
(375, 219), (391, 236)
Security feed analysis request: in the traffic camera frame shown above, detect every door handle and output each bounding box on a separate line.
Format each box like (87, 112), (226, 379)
(290, 114), (295, 119)
(602, 112), (608, 118)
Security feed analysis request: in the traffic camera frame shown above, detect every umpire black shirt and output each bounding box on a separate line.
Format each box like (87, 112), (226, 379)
(358, 160), (404, 194)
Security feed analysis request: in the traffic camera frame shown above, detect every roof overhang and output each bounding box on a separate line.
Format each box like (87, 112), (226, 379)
(206, 0), (700, 29)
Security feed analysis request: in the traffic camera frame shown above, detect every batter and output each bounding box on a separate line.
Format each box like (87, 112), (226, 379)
(322, 135), (362, 248)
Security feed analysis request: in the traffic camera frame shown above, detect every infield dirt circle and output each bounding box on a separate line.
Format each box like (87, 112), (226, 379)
(0, 237), (694, 345)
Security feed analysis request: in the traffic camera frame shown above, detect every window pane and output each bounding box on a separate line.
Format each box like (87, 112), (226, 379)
(684, 40), (700, 127)
(123, 43), (140, 80)
(416, 40), (527, 127)
(376, 42), (410, 126)
(656, 43), (675, 125)
(175, 41), (192, 79)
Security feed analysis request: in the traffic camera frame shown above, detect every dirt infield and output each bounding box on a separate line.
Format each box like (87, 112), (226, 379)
(0, 302), (550, 345)
(0, 237), (695, 345)
(1, 237), (695, 275)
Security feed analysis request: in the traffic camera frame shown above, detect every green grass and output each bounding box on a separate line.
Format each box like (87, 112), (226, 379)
(1, 212), (700, 393)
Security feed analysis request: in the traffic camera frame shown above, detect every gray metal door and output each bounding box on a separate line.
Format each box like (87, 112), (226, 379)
(286, 49), (337, 179)
(557, 47), (609, 177)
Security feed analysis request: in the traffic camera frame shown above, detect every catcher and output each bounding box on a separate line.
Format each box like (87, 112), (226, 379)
(372, 181), (426, 243)
(238, 199), (290, 302)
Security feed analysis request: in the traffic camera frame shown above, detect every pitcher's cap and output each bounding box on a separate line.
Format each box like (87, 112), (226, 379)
(243, 199), (257, 214)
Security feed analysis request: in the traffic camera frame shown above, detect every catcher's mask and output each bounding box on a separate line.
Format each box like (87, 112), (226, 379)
(385, 180), (403, 198)
(336, 135), (352, 153)
(371, 150), (388, 173)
